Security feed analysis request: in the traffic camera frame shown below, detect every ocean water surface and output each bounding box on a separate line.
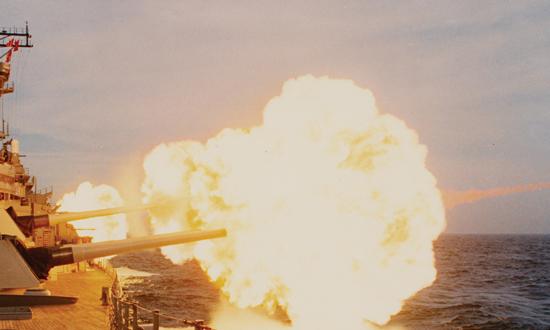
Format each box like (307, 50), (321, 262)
(110, 234), (550, 329)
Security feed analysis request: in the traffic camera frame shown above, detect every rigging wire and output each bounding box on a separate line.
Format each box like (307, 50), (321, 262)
(1, 97), (3, 134)
(12, 49), (28, 135)
(0, 48), (11, 59)
(0, 44), (30, 137)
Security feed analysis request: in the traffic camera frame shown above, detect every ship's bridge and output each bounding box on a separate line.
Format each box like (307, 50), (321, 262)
(0, 162), (25, 198)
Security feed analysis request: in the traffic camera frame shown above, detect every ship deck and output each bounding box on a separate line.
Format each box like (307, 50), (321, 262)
(0, 268), (111, 329)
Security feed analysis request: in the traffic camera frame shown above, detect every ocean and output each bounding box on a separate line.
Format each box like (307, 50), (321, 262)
(110, 234), (550, 329)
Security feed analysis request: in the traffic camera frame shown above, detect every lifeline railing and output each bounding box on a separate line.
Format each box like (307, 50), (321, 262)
(96, 259), (214, 330)
(108, 292), (214, 330)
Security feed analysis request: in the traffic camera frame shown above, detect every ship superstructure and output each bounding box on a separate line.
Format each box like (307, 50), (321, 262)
(0, 23), (77, 247)
(0, 25), (227, 323)
(0, 25), (156, 247)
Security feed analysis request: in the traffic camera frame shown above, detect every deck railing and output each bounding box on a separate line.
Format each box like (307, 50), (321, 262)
(96, 259), (214, 330)
(110, 295), (214, 330)
(109, 294), (214, 330)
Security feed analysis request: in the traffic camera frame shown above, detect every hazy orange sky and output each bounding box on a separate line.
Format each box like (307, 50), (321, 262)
(2, 1), (550, 233)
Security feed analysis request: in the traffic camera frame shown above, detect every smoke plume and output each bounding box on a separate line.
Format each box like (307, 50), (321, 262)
(443, 183), (550, 209)
(57, 181), (127, 242)
(141, 75), (446, 328)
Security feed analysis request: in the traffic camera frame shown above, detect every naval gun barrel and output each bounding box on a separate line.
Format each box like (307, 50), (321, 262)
(23, 228), (227, 279)
(47, 204), (156, 226)
(9, 204), (162, 237)
(50, 228), (227, 265)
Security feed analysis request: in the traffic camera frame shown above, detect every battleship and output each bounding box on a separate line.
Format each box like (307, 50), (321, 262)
(0, 23), (226, 328)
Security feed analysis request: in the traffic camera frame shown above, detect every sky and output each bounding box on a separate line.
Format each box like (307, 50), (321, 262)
(1, 1), (549, 233)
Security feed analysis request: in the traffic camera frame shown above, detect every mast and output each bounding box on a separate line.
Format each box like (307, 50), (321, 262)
(0, 22), (33, 99)
(0, 21), (33, 47)
(0, 23), (34, 201)
(0, 22), (33, 139)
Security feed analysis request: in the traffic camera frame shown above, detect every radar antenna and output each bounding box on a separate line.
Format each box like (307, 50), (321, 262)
(0, 21), (33, 48)
(0, 22), (32, 140)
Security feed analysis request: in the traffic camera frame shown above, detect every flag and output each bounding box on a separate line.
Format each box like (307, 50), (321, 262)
(5, 49), (13, 63)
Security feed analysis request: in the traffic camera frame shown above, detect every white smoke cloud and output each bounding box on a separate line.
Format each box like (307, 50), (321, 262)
(142, 75), (446, 328)
(57, 181), (127, 242)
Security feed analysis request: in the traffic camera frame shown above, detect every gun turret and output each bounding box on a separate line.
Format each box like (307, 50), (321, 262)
(1, 228), (227, 289)
(8, 204), (161, 237)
